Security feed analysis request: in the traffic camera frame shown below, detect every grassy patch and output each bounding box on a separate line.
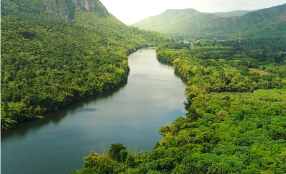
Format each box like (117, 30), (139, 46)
(190, 46), (232, 50)
(249, 68), (272, 76)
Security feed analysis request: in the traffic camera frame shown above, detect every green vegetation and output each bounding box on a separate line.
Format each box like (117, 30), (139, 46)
(73, 42), (286, 174)
(132, 3), (286, 39)
(1, 0), (175, 130)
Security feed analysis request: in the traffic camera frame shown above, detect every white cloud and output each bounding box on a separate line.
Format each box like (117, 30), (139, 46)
(100, 0), (286, 24)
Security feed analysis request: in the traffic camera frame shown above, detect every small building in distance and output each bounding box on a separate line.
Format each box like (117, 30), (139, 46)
(184, 39), (190, 44)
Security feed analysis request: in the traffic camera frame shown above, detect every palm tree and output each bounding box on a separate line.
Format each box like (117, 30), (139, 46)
(1, 112), (17, 130)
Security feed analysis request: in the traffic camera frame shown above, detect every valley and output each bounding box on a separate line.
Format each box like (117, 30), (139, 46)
(1, 0), (286, 174)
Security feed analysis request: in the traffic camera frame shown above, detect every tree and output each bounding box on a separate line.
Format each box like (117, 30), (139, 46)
(108, 143), (126, 162)
(274, 54), (283, 63)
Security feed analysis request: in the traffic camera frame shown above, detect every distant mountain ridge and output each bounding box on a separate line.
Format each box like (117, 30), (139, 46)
(131, 8), (201, 31)
(132, 8), (203, 30)
(212, 10), (251, 17)
(202, 3), (286, 38)
(131, 4), (286, 38)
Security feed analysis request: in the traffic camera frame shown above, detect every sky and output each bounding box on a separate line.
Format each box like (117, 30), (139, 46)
(99, 0), (286, 24)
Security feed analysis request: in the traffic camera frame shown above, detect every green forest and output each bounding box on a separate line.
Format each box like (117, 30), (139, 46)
(72, 40), (286, 173)
(1, 0), (175, 130)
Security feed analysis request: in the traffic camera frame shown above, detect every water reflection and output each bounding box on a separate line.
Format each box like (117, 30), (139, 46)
(1, 82), (127, 139)
(155, 55), (187, 85)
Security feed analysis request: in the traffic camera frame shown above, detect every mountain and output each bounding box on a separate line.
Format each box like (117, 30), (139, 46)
(131, 8), (212, 33)
(1, 0), (174, 130)
(212, 10), (251, 18)
(132, 4), (286, 39)
(131, 8), (253, 36)
(201, 4), (286, 38)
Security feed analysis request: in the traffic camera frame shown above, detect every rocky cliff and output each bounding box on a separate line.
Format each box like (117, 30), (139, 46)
(44, 0), (109, 19)
(1, 0), (109, 19)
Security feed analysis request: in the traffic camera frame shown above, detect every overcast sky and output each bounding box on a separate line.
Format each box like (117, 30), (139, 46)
(100, 0), (285, 24)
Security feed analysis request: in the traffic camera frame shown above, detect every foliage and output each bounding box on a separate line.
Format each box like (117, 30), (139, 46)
(108, 143), (126, 162)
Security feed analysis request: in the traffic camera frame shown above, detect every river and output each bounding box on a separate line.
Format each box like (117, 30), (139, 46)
(1, 47), (187, 174)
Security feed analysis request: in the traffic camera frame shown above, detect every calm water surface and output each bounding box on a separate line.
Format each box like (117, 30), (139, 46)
(1, 48), (187, 174)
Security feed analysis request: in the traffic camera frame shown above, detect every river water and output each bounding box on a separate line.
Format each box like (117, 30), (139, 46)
(1, 47), (187, 174)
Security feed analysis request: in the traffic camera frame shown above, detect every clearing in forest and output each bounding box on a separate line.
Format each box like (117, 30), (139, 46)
(249, 68), (272, 76)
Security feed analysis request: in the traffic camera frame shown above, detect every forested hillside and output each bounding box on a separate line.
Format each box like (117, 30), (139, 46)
(132, 3), (286, 39)
(1, 0), (175, 130)
(132, 9), (251, 33)
(202, 3), (286, 39)
(213, 10), (251, 18)
(131, 8), (201, 30)
(72, 42), (286, 174)
(131, 8), (217, 35)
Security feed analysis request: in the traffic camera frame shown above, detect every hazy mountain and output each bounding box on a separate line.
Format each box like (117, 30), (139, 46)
(131, 8), (203, 31)
(212, 10), (251, 17)
(131, 8), (252, 35)
(132, 4), (286, 39)
(202, 3), (286, 38)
